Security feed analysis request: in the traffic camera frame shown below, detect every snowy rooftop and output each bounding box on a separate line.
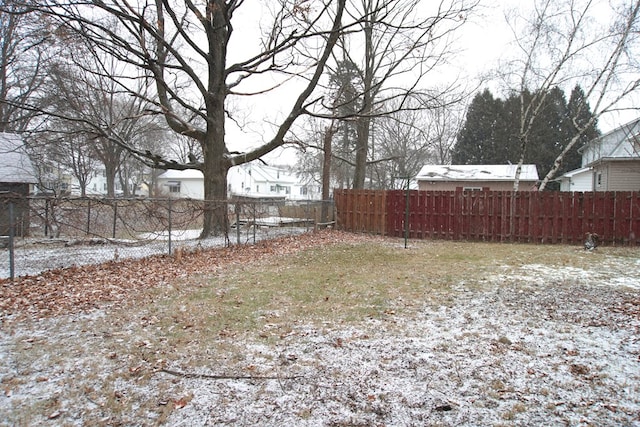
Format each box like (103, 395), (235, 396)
(416, 164), (539, 182)
(158, 169), (203, 180)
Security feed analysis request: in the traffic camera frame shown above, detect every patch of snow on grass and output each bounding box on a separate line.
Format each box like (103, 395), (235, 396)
(1, 244), (639, 426)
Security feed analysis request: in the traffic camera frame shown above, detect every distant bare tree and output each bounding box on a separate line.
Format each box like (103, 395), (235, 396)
(44, 50), (164, 197)
(0, 2), (50, 132)
(371, 96), (461, 189)
(320, 0), (477, 189)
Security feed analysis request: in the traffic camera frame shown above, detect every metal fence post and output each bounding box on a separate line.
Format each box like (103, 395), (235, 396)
(112, 199), (118, 239)
(404, 180), (410, 249)
(44, 198), (49, 237)
(252, 202), (256, 244)
(86, 199), (91, 236)
(167, 198), (173, 255)
(9, 201), (15, 281)
(235, 202), (241, 245)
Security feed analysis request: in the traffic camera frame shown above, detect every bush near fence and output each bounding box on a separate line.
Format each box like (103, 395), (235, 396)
(334, 189), (640, 245)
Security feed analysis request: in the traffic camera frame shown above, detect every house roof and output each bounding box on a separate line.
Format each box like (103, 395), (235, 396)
(416, 164), (539, 182)
(580, 117), (640, 161)
(0, 133), (37, 184)
(558, 167), (592, 180)
(242, 163), (298, 185)
(157, 169), (203, 180)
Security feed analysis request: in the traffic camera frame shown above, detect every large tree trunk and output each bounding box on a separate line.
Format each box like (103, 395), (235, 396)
(321, 122), (336, 223)
(353, 115), (370, 189)
(201, 167), (229, 238)
(105, 162), (117, 198)
(200, 0), (230, 238)
(201, 132), (229, 237)
(353, 12), (374, 190)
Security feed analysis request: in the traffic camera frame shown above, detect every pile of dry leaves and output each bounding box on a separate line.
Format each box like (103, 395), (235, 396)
(0, 230), (372, 321)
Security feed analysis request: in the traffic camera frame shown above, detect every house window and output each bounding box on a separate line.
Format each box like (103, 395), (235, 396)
(596, 172), (602, 187)
(463, 187), (483, 192)
(270, 185), (276, 192)
(256, 185), (260, 192)
(300, 186), (308, 196)
(167, 181), (181, 193)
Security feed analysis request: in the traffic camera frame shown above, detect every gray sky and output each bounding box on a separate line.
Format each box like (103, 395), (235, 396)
(232, 0), (639, 164)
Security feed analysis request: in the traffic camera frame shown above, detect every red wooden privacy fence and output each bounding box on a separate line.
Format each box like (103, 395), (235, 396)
(334, 189), (640, 245)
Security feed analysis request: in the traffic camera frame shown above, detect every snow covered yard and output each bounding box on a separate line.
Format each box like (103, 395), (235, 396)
(0, 232), (639, 426)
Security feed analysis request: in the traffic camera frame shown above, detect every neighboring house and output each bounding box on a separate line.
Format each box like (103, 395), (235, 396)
(0, 133), (37, 236)
(415, 164), (539, 191)
(561, 117), (640, 192)
(83, 167), (126, 196)
(228, 163), (320, 201)
(157, 163), (321, 200)
(156, 169), (205, 199)
(557, 167), (593, 192)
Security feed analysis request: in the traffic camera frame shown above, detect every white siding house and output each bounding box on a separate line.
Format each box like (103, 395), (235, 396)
(156, 169), (205, 199)
(559, 117), (640, 191)
(84, 168), (122, 196)
(227, 163), (320, 200)
(557, 167), (593, 192)
(157, 163), (320, 200)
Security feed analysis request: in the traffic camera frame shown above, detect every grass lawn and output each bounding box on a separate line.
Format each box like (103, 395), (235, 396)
(1, 231), (639, 426)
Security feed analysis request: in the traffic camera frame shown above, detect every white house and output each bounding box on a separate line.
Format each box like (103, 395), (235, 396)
(227, 163), (321, 200)
(156, 162), (321, 200)
(156, 169), (205, 199)
(83, 168), (124, 196)
(559, 117), (640, 191)
(557, 167), (593, 192)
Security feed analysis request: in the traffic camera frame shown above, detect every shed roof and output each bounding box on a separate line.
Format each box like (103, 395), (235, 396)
(416, 164), (539, 182)
(0, 133), (37, 184)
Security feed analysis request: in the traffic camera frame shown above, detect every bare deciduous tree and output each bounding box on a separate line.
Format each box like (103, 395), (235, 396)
(0, 1), (50, 132)
(371, 96), (461, 189)
(322, 0), (477, 189)
(27, 0), (346, 236)
(499, 0), (640, 191)
(44, 51), (164, 197)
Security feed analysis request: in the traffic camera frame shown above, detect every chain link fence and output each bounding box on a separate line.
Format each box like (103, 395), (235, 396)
(0, 195), (335, 280)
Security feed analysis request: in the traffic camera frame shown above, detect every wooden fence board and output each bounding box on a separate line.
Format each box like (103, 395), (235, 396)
(336, 189), (640, 245)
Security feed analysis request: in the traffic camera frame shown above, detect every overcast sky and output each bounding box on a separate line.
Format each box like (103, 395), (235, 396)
(235, 0), (638, 164)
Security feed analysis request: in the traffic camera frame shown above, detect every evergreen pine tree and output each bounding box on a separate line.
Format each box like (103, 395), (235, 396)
(452, 89), (501, 164)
